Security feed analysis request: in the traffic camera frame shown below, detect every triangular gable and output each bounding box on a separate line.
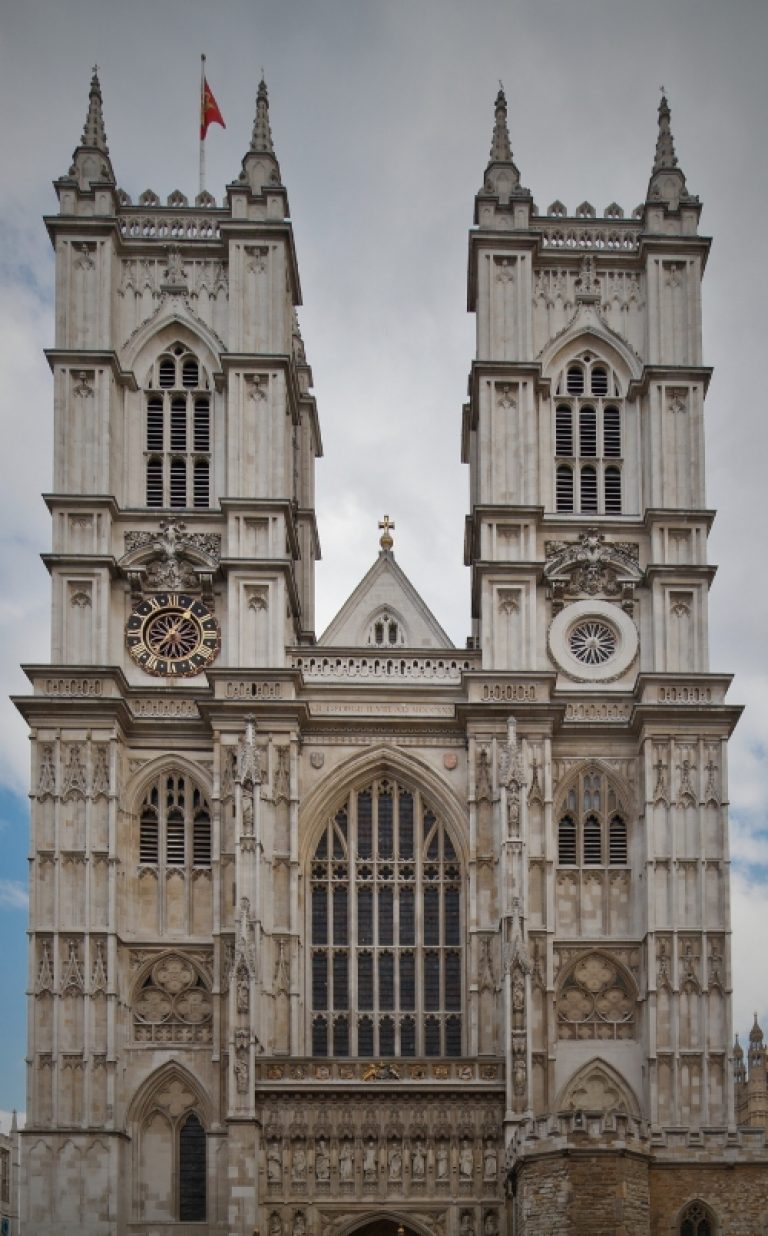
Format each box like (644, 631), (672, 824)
(319, 551), (454, 649)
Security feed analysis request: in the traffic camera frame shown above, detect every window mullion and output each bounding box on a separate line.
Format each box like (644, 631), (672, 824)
(393, 791), (401, 1055)
(348, 799), (358, 1056)
(372, 786), (380, 1055)
(415, 791), (424, 1055)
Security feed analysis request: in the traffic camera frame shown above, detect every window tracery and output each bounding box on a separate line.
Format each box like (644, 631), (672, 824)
(133, 954), (213, 1044)
(679, 1201), (714, 1236)
(557, 767), (628, 867)
(144, 341), (212, 509)
(310, 778), (462, 1058)
(556, 953), (636, 1040)
(554, 353), (623, 514)
(139, 772), (212, 870)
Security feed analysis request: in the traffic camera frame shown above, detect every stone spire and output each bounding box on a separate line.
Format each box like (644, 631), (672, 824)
(64, 64), (116, 190)
(645, 89), (695, 214)
(81, 65), (109, 153)
(475, 85), (530, 225)
(235, 74), (284, 201)
(250, 77), (274, 153)
(489, 86), (512, 164)
(653, 91), (677, 173)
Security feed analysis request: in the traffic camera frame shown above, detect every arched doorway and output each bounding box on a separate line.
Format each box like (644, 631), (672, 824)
(351, 1223), (421, 1236)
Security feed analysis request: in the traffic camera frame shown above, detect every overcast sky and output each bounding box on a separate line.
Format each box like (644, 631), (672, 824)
(0, 0), (766, 1114)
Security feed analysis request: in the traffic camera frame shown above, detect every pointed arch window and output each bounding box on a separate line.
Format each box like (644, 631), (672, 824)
(679, 1202), (714, 1236)
(144, 342), (212, 509)
(556, 767), (629, 869)
(554, 354), (624, 514)
(310, 778), (463, 1057)
(137, 773), (212, 872)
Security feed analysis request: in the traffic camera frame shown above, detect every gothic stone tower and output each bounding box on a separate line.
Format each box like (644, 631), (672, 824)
(15, 73), (768, 1236)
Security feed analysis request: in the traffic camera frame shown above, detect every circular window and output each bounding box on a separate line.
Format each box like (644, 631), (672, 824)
(568, 620), (617, 666)
(548, 599), (638, 683)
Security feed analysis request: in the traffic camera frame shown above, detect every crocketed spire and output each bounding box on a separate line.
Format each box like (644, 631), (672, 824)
(653, 92), (677, 173)
(750, 1013), (764, 1044)
(250, 78), (274, 153)
(489, 86), (512, 164)
(81, 65), (109, 153)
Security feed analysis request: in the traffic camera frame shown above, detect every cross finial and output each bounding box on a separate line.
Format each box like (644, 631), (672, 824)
(378, 514), (395, 551)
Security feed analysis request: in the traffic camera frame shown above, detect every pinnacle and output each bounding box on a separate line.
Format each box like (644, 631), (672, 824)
(81, 64), (109, 153)
(653, 90), (678, 173)
(489, 85), (512, 164)
(250, 77), (274, 153)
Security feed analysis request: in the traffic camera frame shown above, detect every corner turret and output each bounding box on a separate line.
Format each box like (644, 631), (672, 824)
(474, 87), (533, 230)
(643, 91), (700, 233)
(231, 77), (289, 216)
(62, 67), (115, 193)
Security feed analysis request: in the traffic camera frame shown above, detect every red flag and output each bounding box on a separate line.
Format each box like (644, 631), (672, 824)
(201, 78), (225, 140)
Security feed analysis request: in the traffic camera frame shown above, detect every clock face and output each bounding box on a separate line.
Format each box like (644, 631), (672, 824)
(126, 593), (220, 677)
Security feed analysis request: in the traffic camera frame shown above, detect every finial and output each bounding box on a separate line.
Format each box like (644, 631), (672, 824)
(653, 89), (678, 172)
(378, 514), (395, 551)
(250, 76), (274, 153)
(81, 64), (109, 153)
(489, 85), (512, 164)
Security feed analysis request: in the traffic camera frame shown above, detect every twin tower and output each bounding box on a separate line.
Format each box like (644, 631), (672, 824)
(15, 69), (767, 1236)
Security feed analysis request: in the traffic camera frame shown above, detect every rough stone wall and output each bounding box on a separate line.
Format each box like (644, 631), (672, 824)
(648, 1164), (768, 1235)
(515, 1152), (649, 1236)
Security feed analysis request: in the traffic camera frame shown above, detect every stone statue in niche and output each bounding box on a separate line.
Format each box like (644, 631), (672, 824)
(460, 1213), (475, 1236)
(292, 1143), (307, 1182)
(234, 1055), (248, 1094)
(388, 1141), (402, 1181)
(459, 1138), (474, 1179)
(512, 1044), (527, 1097)
(293, 1211), (306, 1236)
(269, 1212), (283, 1236)
(267, 1141), (282, 1184)
(236, 967), (250, 1014)
(483, 1140), (497, 1180)
(339, 1140), (354, 1182)
(411, 1139), (426, 1180)
(315, 1137), (330, 1182)
(512, 970), (525, 1030)
(436, 1141), (449, 1181)
(363, 1138), (378, 1183)
(484, 1212), (499, 1236)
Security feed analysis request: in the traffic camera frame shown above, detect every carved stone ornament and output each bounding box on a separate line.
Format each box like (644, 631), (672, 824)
(476, 746), (492, 802)
(236, 717), (263, 788)
(120, 518), (221, 599)
(133, 954), (213, 1044)
(37, 744), (57, 799)
(60, 939), (85, 995)
(544, 528), (642, 614)
(61, 744), (88, 800)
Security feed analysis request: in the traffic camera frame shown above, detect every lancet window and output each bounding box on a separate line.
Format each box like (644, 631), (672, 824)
(144, 342), (212, 509)
(139, 773), (212, 871)
(556, 768), (628, 867)
(679, 1202), (714, 1236)
(554, 354), (623, 515)
(310, 778), (462, 1058)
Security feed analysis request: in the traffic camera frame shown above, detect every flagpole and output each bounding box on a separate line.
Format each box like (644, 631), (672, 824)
(199, 53), (206, 196)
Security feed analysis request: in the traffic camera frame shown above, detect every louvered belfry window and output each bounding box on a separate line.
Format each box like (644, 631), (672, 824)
(557, 768), (628, 868)
(145, 342), (211, 509)
(138, 773), (212, 871)
(310, 779), (462, 1058)
(554, 355), (623, 514)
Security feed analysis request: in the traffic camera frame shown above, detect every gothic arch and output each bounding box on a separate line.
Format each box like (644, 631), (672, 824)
(298, 743), (468, 867)
(127, 1058), (212, 1129)
(553, 759), (633, 818)
(124, 309), (224, 378)
(125, 752), (213, 809)
(674, 1198), (719, 1236)
(555, 951), (638, 1042)
(539, 321), (641, 385)
(359, 602), (410, 647)
(556, 1055), (641, 1118)
(335, 1211), (439, 1236)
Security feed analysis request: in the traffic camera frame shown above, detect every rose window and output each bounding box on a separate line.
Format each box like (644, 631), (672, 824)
(557, 954), (635, 1041)
(568, 620), (617, 665)
(133, 955), (212, 1044)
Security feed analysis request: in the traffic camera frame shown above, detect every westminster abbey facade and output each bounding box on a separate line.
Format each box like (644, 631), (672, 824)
(15, 70), (768, 1235)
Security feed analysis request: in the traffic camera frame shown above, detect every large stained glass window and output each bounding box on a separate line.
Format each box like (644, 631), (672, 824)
(310, 778), (462, 1057)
